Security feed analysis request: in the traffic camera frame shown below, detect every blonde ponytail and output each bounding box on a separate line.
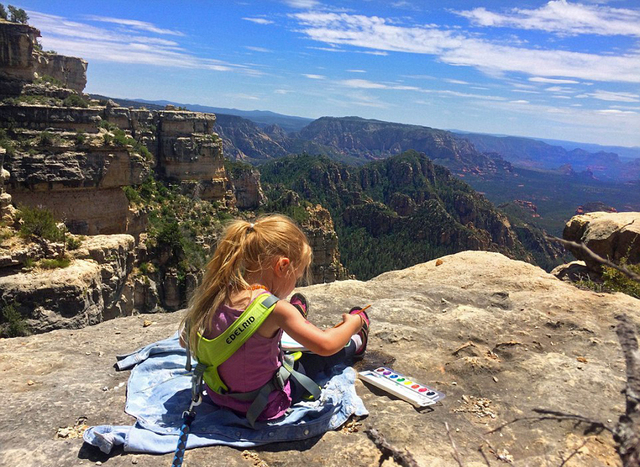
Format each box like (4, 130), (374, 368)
(181, 214), (312, 355)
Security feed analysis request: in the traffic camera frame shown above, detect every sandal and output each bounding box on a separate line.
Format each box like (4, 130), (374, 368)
(349, 306), (370, 356)
(290, 293), (309, 320)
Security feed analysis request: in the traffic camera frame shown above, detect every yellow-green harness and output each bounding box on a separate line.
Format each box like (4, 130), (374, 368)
(187, 293), (321, 427)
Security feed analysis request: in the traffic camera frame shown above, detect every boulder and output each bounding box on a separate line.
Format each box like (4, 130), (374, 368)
(0, 251), (638, 466)
(563, 212), (640, 271)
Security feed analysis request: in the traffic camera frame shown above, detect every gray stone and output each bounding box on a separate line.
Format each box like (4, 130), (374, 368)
(563, 212), (640, 272)
(0, 251), (638, 466)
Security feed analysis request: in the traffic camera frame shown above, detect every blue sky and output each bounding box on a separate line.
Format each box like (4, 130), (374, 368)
(13, 0), (640, 147)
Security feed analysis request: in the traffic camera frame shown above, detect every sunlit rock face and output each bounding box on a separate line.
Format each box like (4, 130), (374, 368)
(0, 22), (87, 95)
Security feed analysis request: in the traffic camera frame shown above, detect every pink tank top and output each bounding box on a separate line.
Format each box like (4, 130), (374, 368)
(203, 296), (292, 421)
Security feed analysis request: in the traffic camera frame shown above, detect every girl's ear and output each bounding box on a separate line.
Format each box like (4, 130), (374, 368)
(274, 257), (291, 277)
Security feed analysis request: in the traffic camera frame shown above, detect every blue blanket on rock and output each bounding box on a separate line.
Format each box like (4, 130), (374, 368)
(83, 333), (368, 454)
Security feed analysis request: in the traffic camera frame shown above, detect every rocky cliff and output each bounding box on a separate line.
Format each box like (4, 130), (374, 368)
(214, 113), (288, 161)
(294, 116), (514, 176)
(0, 21), (87, 95)
(1, 251), (638, 466)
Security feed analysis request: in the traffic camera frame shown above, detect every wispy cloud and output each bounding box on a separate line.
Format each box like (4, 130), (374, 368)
(283, 0), (321, 8)
(545, 86), (575, 93)
(598, 109), (637, 115)
(232, 93), (260, 100)
(245, 46), (272, 53)
(339, 79), (418, 90)
(29, 11), (260, 75)
(291, 11), (640, 83)
(456, 1), (640, 37)
(347, 69), (367, 73)
(578, 90), (640, 102)
(445, 79), (470, 85)
(303, 74), (326, 79)
(242, 17), (275, 25)
(309, 46), (346, 53)
(84, 15), (184, 36)
(529, 77), (580, 84)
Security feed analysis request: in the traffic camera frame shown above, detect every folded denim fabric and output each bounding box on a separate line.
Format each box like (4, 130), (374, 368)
(83, 333), (368, 454)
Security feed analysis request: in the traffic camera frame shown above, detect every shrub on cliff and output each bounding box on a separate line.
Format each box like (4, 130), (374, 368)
(0, 4), (7, 20)
(63, 94), (88, 108)
(0, 302), (29, 338)
(18, 205), (64, 243)
(7, 5), (28, 24)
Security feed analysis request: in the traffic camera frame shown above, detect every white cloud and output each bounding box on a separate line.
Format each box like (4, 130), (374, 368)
(598, 109), (637, 115)
(242, 17), (275, 25)
(445, 79), (470, 85)
(245, 46), (272, 53)
(309, 46), (346, 53)
(580, 90), (640, 102)
(545, 86), (575, 93)
(291, 11), (640, 84)
(457, 1), (640, 37)
(233, 93), (260, 100)
(511, 100), (530, 104)
(339, 79), (418, 90)
(347, 69), (367, 73)
(303, 74), (326, 79)
(29, 11), (260, 75)
(84, 15), (184, 36)
(274, 89), (292, 94)
(529, 77), (580, 84)
(283, 0), (321, 8)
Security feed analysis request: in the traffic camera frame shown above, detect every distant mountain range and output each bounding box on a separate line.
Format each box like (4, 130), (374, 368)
(130, 98), (314, 133)
(454, 132), (640, 182)
(92, 94), (640, 236)
(96, 95), (639, 181)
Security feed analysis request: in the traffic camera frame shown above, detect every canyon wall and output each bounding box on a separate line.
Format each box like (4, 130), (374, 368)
(0, 21), (87, 95)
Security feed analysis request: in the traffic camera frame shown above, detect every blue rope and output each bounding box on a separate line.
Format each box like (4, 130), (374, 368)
(171, 410), (196, 467)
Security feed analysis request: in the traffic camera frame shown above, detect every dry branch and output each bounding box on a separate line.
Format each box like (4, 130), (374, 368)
(545, 235), (640, 282)
(485, 411), (610, 436)
(365, 428), (419, 467)
(444, 422), (464, 467)
(613, 314), (640, 466)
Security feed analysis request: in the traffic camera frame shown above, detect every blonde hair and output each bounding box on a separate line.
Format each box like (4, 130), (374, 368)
(182, 214), (312, 355)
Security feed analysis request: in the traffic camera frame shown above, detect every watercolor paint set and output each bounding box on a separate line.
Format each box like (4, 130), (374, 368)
(358, 367), (445, 408)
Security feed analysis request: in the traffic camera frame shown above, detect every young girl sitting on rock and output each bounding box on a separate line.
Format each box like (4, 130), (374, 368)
(180, 214), (369, 425)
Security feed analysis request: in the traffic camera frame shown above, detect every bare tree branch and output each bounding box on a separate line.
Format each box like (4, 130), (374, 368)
(365, 428), (420, 467)
(613, 314), (640, 466)
(546, 236), (640, 282)
(559, 438), (589, 467)
(444, 422), (465, 467)
(477, 444), (492, 467)
(486, 411), (611, 435)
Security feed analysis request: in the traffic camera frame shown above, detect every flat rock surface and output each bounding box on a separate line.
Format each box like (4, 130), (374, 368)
(1, 251), (639, 466)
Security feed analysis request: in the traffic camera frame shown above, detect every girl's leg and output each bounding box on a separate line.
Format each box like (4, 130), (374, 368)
(289, 340), (358, 403)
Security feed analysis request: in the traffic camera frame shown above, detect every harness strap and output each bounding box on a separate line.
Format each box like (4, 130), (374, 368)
(242, 360), (322, 427)
(197, 293), (279, 394)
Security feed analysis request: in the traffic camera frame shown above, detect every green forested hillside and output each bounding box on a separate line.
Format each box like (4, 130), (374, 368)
(260, 151), (564, 280)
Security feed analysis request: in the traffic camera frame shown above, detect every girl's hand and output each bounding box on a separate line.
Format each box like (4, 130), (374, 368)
(340, 313), (364, 331)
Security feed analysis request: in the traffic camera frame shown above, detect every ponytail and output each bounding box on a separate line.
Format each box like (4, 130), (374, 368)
(181, 214), (312, 355)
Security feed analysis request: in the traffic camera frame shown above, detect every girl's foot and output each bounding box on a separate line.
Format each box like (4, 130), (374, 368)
(349, 307), (370, 356)
(290, 293), (309, 320)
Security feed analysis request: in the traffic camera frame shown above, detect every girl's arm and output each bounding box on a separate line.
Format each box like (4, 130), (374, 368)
(270, 300), (363, 356)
